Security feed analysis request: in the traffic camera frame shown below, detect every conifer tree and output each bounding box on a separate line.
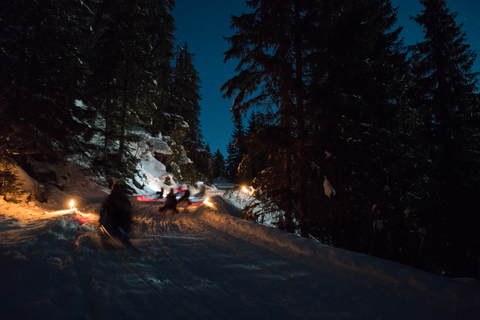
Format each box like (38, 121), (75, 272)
(223, 0), (407, 238)
(212, 149), (226, 178)
(409, 0), (480, 277)
(222, 0), (309, 234)
(225, 139), (236, 181)
(240, 112), (269, 183)
(0, 0), (93, 157)
(225, 119), (246, 183)
(301, 0), (410, 251)
(85, 0), (175, 181)
(172, 43), (203, 146)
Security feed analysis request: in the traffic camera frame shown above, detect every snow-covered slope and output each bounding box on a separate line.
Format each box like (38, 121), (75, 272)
(0, 161), (478, 319)
(0, 180), (479, 320)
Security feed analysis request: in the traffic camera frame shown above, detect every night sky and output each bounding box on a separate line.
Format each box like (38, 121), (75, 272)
(173, 0), (480, 156)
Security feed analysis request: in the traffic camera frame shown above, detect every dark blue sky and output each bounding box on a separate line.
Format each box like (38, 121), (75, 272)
(173, 0), (480, 156)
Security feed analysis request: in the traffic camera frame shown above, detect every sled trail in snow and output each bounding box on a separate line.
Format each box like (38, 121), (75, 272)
(0, 197), (478, 320)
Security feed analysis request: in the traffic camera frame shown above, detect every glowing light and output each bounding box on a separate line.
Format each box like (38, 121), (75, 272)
(42, 197), (95, 223)
(203, 197), (214, 208)
(75, 211), (95, 223)
(47, 198), (78, 215)
(241, 186), (254, 196)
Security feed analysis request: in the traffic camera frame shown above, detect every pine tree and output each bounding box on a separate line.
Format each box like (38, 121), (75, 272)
(225, 139), (235, 181)
(172, 43), (203, 146)
(223, 0), (408, 238)
(225, 119), (246, 183)
(409, 0), (480, 277)
(0, 0), (93, 158)
(240, 112), (269, 183)
(222, 0), (311, 234)
(170, 42), (211, 183)
(212, 149), (226, 178)
(85, 0), (175, 182)
(300, 0), (411, 252)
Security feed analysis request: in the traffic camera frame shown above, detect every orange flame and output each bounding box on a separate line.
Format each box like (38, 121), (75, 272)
(203, 197), (214, 208)
(242, 186), (254, 196)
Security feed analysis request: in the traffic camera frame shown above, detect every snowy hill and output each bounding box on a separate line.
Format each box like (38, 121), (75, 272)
(0, 164), (479, 319)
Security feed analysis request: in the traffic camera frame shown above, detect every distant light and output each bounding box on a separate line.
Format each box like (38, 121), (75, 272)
(137, 196), (149, 201)
(203, 197), (214, 208)
(241, 186), (254, 196)
(47, 199), (77, 216)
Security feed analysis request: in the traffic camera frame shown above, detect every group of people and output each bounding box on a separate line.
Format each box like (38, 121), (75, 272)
(99, 182), (195, 242)
(158, 188), (191, 214)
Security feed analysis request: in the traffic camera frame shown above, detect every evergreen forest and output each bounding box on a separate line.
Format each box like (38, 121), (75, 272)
(0, 0), (211, 189)
(0, 0), (479, 279)
(222, 0), (480, 279)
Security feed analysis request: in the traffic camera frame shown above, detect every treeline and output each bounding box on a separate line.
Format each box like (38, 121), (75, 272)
(222, 0), (480, 278)
(0, 0), (210, 187)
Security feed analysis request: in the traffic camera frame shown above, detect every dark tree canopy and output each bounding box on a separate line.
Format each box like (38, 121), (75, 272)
(0, 0), (93, 157)
(212, 149), (226, 179)
(0, 0), (210, 188)
(409, 0), (480, 277)
(223, 0), (480, 278)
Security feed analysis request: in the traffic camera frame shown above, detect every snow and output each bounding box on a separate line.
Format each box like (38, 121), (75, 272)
(324, 176), (336, 199)
(132, 130), (171, 194)
(0, 165), (479, 319)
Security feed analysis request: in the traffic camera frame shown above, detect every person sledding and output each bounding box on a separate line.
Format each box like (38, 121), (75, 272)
(177, 189), (191, 207)
(195, 184), (206, 198)
(99, 181), (132, 244)
(158, 188), (179, 214)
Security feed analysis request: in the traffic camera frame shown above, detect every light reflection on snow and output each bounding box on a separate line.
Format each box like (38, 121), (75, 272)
(241, 185), (255, 196)
(46, 199), (96, 223)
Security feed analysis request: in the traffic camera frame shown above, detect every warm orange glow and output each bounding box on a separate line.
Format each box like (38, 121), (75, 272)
(241, 186), (254, 196)
(44, 198), (97, 223)
(203, 197), (214, 208)
(75, 211), (95, 223)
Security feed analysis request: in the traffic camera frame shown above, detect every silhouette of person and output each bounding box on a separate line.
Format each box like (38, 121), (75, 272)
(158, 189), (178, 214)
(100, 181), (132, 238)
(178, 189), (191, 207)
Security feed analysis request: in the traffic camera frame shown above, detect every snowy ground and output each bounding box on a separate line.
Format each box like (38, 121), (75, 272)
(0, 181), (479, 319)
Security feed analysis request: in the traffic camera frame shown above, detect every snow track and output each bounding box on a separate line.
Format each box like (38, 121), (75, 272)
(0, 196), (479, 320)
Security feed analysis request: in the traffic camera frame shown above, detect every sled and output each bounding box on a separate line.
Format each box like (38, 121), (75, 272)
(137, 194), (165, 202)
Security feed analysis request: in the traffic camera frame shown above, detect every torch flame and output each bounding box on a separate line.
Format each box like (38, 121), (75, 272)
(70, 199), (75, 210)
(241, 186), (254, 196)
(203, 197), (214, 208)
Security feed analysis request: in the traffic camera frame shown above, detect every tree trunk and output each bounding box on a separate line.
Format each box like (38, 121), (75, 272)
(118, 94), (127, 164)
(293, 0), (308, 238)
(103, 98), (110, 158)
(282, 110), (294, 233)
